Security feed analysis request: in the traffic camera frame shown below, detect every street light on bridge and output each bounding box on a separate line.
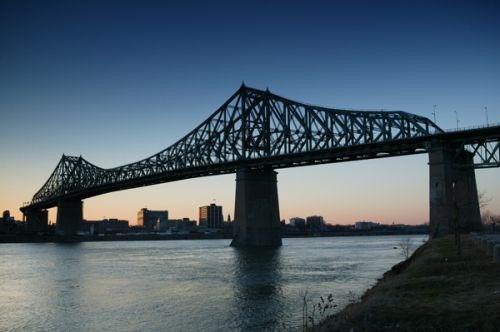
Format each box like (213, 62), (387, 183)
(432, 104), (437, 123)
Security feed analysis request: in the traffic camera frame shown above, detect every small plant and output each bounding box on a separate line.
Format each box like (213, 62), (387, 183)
(301, 292), (337, 331)
(346, 290), (359, 304)
(301, 290), (309, 331)
(399, 237), (413, 259)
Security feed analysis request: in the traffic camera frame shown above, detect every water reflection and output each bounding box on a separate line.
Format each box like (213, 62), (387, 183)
(231, 247), (287, 331)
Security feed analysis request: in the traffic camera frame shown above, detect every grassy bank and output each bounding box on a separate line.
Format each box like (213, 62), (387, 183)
(319, 235), (500, 331)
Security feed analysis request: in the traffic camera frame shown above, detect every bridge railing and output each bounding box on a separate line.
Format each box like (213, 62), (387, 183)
(444, 122), (500, 133)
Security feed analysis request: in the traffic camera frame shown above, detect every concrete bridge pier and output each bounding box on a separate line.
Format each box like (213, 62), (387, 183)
(56, 200), (83, 236)
(231, 168), (282, 247)
(24, 209), (48, 233)
(429, 144), (481, 238)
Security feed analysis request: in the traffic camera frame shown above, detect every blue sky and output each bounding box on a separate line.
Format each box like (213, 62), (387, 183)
(1, 0), (499, 224)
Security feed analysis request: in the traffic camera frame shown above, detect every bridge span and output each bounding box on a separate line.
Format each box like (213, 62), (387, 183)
(20, 85), (500, 246)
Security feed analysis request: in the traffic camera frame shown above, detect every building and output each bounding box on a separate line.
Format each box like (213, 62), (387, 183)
(199, 204), (223, 229)
(2, 210), (12, 223)
(81, 219), (129, 235)
(221, 214), (233, 231)
(306, 215), (325, 232)
(171, 218), (197, 232)
(354, 221), (379, 230)
(137, 208), (168, 232)
(155, 218), (197, 232)
(0, 210), (24, 234)
(289, 217), (306, 232)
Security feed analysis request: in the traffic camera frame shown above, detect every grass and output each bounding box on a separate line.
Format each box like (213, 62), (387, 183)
(319, 235), (500, 331)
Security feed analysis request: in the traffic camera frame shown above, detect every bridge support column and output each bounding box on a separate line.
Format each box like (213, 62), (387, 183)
(24, 209), (48, 233)
(231, 168), (282, 247)
(56, 200), (83, 236)
(429, 144), (481, 238)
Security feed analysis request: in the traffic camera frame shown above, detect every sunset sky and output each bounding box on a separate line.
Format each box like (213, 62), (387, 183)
(1, 0), (499, 225)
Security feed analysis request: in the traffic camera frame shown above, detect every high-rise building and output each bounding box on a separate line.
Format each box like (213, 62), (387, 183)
(306, 215), (325, 232)
(137, 208), (168, 231)
(199, 204), (223, 229)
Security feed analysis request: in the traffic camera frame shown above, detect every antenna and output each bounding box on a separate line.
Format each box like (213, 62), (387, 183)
(454, 110), (460, 129)
(431, 105), (437, 123)
(485, 106), (489, 125)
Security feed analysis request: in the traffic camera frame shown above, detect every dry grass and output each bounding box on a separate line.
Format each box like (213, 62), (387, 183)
(319, 235), (500, 331)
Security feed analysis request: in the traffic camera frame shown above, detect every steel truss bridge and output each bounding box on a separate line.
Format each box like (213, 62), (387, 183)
(21, 85), (500, 212)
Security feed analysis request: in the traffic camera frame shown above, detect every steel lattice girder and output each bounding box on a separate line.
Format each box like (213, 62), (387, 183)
(464, 139), (500, 168)
(24, 84), (498, 211)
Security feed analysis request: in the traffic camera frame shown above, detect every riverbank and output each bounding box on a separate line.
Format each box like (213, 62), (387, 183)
(0, 231), (427, 244)
(319, 235), (500, 331)
(0, 232), (231, 243)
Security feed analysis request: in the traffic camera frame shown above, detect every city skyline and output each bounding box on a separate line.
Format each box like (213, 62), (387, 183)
(2, 1), (500, 225)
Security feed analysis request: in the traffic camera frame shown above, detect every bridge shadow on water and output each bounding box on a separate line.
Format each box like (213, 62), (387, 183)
(230, 247), (288, 331)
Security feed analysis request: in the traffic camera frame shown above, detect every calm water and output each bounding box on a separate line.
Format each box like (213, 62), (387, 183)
(0, 235), (425, 331)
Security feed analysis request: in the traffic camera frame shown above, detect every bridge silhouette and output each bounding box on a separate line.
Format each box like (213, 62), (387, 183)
(21, 85), (500, 245)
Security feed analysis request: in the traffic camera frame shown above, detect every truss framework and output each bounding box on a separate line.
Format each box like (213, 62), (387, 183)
(25, 85), (498, 210)
(464, 140), (500, 169)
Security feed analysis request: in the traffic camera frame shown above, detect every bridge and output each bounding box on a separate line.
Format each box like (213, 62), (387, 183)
(20, 84), (500, 246)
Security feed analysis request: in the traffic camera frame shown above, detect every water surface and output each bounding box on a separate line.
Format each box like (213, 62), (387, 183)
(0, 235), (425, 331)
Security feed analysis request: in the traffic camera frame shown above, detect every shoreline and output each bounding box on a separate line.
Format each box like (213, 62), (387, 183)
(318, 234), (500, 331)
(0, 231), (427, 244)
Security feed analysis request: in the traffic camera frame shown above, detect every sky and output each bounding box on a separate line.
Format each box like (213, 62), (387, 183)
(1, 0), (499, 225)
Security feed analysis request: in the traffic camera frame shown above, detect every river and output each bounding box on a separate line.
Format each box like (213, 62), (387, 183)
(0, 235), (426, 331)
